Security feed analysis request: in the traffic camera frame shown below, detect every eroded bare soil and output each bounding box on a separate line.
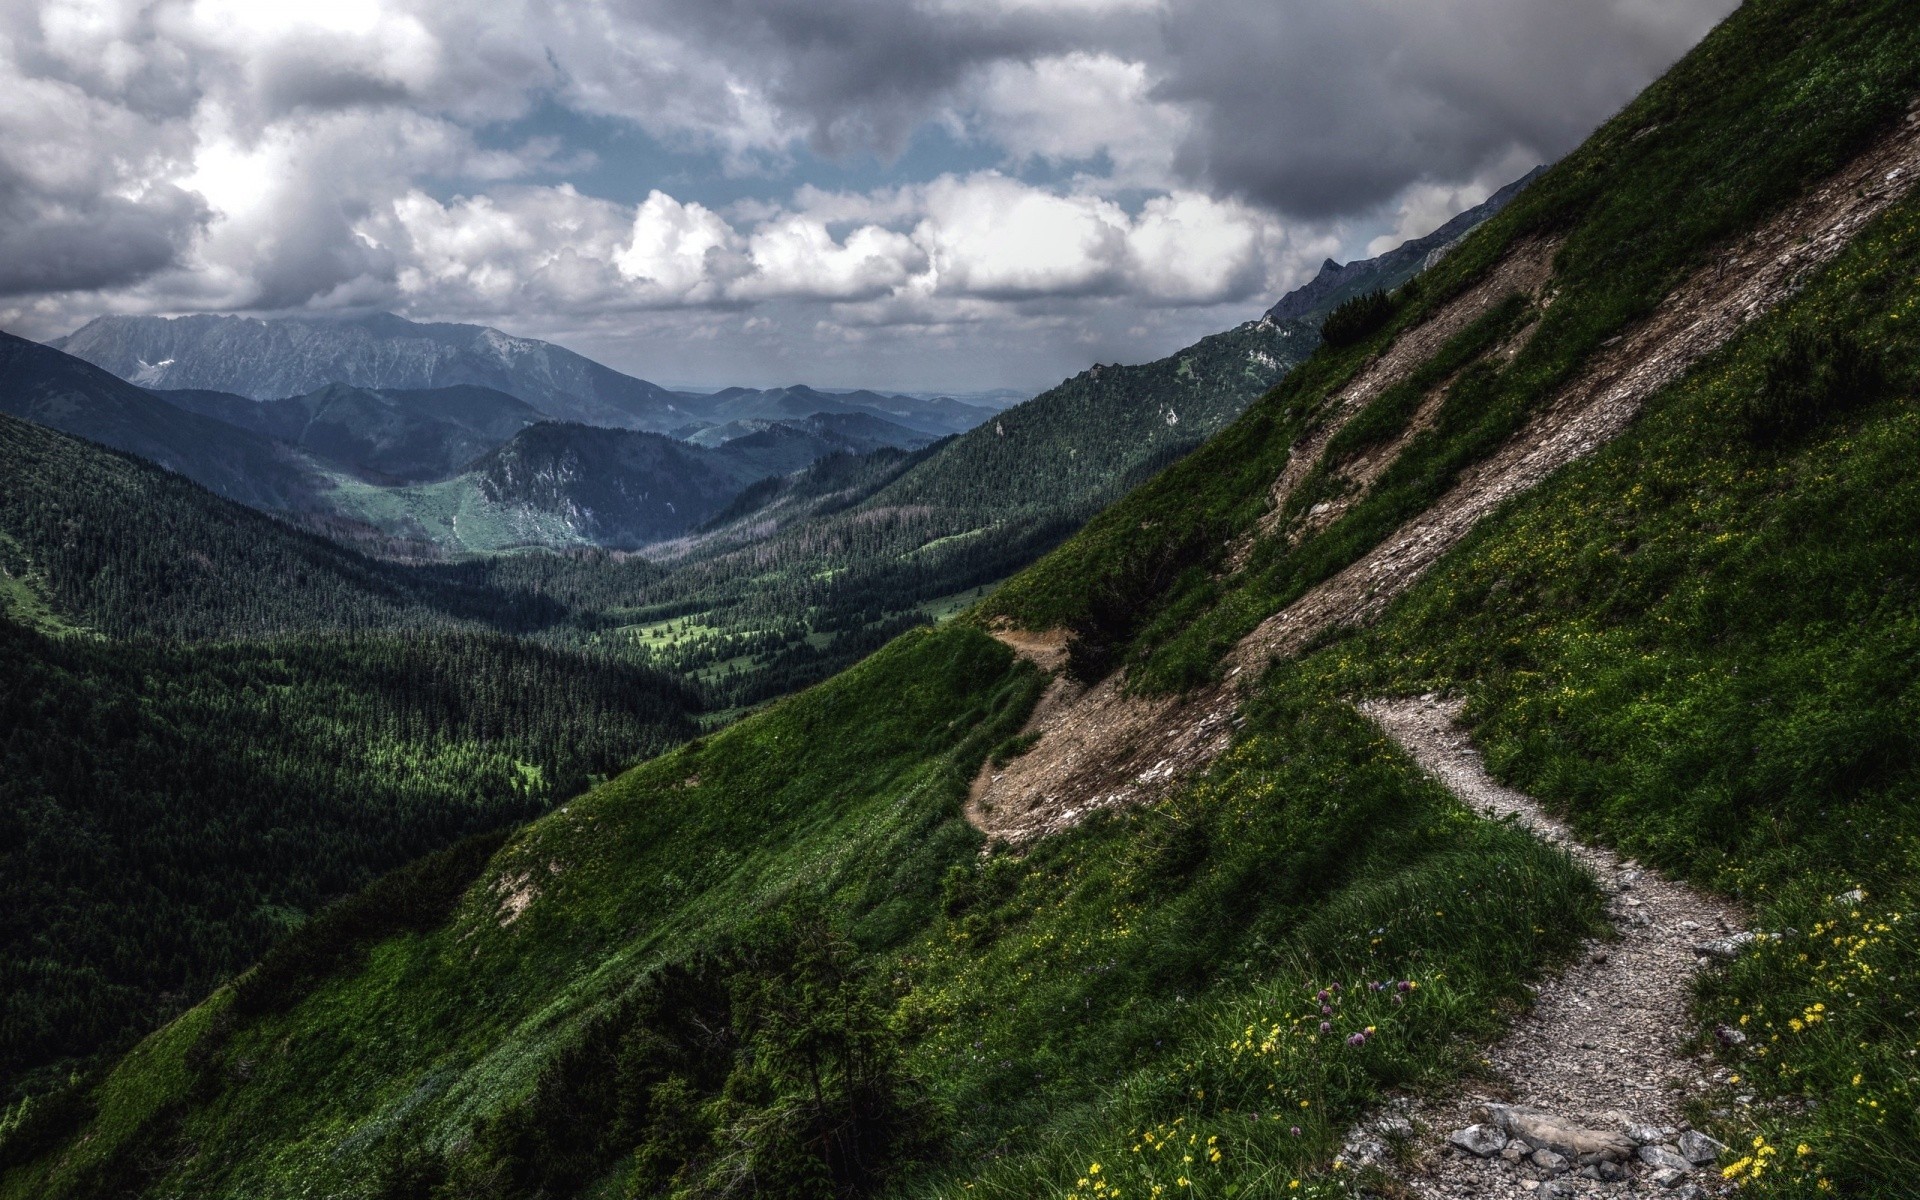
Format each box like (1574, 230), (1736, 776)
(970, 103), (1920, 846)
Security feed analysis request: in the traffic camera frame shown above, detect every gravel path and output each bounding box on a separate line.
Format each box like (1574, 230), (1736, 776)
(1358, 696), (1745, 1199)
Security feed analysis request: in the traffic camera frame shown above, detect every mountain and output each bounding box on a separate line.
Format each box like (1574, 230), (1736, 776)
(320, 423), (788, 553)
(587, 178), (1524, 706)
(1265, 166), (1544, 325)
(636, 311), (1319, 689)
(679, 384), (993, 437)
(153, 382), (548, 483)
(683, 410), (936, 456)
(0, 410), (562, 640)
(0, 412), (701, 1095)
(0, 331), (328, 512)
(10, 3), (1917, 1196)
(50, 311), (694, 432)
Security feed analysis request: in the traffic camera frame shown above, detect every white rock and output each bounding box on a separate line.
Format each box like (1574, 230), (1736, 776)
(1449, 1124), (1508, 1157)
(1677, 1130), (1727, 1165)
(1694, 931), (1755, 959)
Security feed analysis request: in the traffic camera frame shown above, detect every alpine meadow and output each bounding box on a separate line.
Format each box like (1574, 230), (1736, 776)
(3, 1), (1919, 1199)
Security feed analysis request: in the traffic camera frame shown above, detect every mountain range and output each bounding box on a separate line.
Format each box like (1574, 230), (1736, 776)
(51, 311), (997, 440)
(6, 173), (1524, 564)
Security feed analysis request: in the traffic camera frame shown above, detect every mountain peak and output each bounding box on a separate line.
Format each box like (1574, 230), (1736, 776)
(1264, 168), (1542, 327)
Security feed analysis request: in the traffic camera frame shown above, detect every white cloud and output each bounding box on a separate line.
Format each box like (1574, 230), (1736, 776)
(614, 191), (743, 302)
(968, 53), (1190, 185)
(0, 0), (1739, 388)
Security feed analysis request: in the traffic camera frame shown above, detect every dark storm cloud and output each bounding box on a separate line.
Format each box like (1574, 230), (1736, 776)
(607, 0), (1729, 212)
(1154, 0), (1735, 217)
(608, 0), (1121, 159)
(0, 177), (206, 299)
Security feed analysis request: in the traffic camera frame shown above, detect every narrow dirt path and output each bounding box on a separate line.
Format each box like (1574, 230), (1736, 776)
(1357, 696), (1745, 1199)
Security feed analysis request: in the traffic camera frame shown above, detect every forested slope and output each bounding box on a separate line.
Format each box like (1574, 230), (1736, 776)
(7, 3), (1919, 1198)
(0, 412), (558, 640)
(0, 417), (700, 1099)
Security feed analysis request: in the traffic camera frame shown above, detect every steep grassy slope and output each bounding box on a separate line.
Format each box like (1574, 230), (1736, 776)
(8, 3), (1920, 1198)
(0, 622), (696, 1102)
(0, 626), (1596, 1200)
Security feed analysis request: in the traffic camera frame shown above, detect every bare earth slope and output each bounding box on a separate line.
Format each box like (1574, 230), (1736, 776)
(971, 100), (1920, 846)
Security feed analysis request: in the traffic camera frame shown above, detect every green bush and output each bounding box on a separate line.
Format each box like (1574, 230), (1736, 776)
(1738, 328), (1892, 445)
(1319, 290), (1395, 349)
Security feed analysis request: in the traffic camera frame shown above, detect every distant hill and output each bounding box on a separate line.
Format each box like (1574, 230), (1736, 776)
(153, 382), (547, 483)
(683, 409), (936, 456)
(51, 311), (695, 432)
(0, 331), (327, 513)
(682, 383), (993, 437)
(0, 410), (560, 641)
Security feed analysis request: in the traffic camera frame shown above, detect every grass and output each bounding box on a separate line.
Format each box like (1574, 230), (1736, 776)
(324, 471), (586, 555)
(0, 627), (1606, 1200)
(1306, 185), (1920, 1195)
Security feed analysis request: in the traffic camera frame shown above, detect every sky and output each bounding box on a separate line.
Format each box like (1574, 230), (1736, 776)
(0, 0), (1737, 392)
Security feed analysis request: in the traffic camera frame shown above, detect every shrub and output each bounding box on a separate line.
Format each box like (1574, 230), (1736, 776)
(1319, 290), (1395, 349)
(1738, 328), (1891, 445)
(1065, 525), (1222, 684)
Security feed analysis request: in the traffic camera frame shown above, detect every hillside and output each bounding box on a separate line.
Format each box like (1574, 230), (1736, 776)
(0, 411), (569, 640)
(0, 332), (329, 513)
(684, 385), (992, 437)
(8, 6), (1920, 1200)
(154, 383), (547, 484)
(0, 415), (704, 1099)
(321, 423), (804, 554)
